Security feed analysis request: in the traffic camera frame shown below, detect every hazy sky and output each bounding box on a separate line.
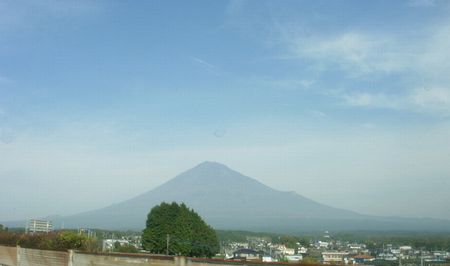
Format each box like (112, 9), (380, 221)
(1, 0), (450, 222)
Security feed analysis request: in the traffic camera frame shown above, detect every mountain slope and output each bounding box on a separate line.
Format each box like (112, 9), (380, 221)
(60, 161), (360, 230)
(5, 161), (450, 232)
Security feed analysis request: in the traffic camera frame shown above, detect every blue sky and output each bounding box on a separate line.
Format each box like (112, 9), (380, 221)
(1, 0), (450, 221)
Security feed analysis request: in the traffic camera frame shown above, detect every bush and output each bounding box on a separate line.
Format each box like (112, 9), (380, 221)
(115, 243), (139, 253)
(0, 231), (98, 251)
(0, 232), (21, 247)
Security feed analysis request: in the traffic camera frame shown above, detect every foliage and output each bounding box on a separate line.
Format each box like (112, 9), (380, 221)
(278, 257), (289, 262)
(0, 230), (97, 251)
(115, 243), (139, 253)
(301, 257), (319, 264)
(0, 232), (20, 246)
(278, 235), (301, 248)
(141, 202), (219, 257)
(53, 231), (93, 251)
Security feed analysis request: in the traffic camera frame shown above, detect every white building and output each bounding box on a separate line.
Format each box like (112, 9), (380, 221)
(284, 248), (296, 255)
(322, 251), (349, 264)
(348, 243), (366, 252)
(286, 255), (303, 262)
(102, 239), (130, 251)
(299, 247), (308, 254)
(317, 241), (330, 249)
(26, 219), (53, 234)
(262, 256), (274, 262)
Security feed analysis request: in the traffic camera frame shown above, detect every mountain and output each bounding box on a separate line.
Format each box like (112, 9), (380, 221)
(4, 162), (450, 232)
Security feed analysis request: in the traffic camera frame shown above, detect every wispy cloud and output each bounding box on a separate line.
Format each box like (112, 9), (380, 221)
(270, 14), (450, 116)
(340, 87), (450, 117)
(410, 87), (450, 114)
(191, 56), (217, 69)
(308, 110), (329, 119)
(279, 30), (415, 77)
(190, 56), (222, 75)
(341, 92), (399, 109)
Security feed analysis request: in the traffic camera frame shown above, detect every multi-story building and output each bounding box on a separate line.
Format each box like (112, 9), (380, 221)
(26, 219), (53, 234)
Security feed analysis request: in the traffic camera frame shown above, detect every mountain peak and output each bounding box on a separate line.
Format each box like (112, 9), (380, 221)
(159, 161), (281, 197)
(194, 161), (230, 170)
(175, 161), (239, 183)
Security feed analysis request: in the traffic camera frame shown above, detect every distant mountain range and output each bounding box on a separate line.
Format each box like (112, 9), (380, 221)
(4, 161), (450, 232)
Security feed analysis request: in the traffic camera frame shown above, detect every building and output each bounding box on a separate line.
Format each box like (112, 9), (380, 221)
(26, 219), (53, 234)
(317, 241), (330, 249)
(276, 245), (295, 255)
(352, 254), (374, 264)
(286, 255), (303, 262)
(348, 244), (366, 254)
(233, 249), (263, 261)
(102, 239), (131, 252)
(322, 251), (349, 264)
(262, 256), (274, 262)
(298, 247), (308, 254)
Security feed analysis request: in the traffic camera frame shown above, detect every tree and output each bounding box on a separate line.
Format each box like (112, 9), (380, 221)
(115, 243), (139, 253)
(54, 231), (91, 250)
(141, 202), (219, 257)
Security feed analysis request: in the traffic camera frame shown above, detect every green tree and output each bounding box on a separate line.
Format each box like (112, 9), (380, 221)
(301, 256), (319, 264)
(141, 202), (219, 257)
(115, 243), (139, 253)
(54, 231), (90, 250)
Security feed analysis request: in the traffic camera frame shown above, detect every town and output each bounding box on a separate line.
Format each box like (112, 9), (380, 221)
(97, 228), (450, 265)
(2, 219), (450, 266)
(216, 231), (450, 265)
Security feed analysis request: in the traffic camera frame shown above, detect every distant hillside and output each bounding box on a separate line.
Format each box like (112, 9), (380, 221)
(4, 162), (450, 232)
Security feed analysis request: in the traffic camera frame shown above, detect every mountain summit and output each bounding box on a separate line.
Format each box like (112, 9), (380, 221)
(31, 162), (450, 231)
(162, 161), (263, 189)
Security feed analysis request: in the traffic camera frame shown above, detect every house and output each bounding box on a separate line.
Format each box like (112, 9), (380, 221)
(352, 254), (374, 264)
(299, 247), (308, 254)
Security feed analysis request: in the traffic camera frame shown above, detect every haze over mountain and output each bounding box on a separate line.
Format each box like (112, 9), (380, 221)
(4, 161), (448, 232)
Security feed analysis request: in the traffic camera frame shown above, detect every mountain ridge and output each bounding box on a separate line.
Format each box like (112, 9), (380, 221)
(3, 161), (450, 232)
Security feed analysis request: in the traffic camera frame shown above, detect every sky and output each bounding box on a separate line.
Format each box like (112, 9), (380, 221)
(1, 0), (450, 222)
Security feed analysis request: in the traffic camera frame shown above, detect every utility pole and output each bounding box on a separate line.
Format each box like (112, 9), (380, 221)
(166, 234), (170, 255)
